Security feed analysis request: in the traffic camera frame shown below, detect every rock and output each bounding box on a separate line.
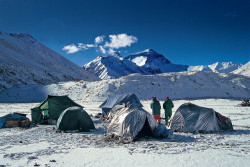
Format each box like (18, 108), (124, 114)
(28, 156), (37, 160)
(34, 163), (40, 166)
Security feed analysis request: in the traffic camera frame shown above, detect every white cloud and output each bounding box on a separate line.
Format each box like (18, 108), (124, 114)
(95, 35), (105, 44)
(104, 34), (138, 49)
(78, 43), (95, 49)
(62, 33), (138, 55)
(62, 44), (80, 54)
(78, 43), (88, 50)
(62, 43), (96, 54)
(99, 46), (106, 54)
(108, 48), (115, 55)
(86, 44), (95, 48)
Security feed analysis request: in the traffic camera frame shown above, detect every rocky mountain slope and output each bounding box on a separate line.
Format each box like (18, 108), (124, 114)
(0, 31), (98, 92)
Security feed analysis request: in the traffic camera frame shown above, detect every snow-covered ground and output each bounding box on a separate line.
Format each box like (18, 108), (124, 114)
(1, 99), (250, 167)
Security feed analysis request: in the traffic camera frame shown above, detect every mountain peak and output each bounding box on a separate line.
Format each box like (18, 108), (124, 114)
(143, 49), (156, 54)
(125, 49), (171, 66)
(112, 51), (122, 58)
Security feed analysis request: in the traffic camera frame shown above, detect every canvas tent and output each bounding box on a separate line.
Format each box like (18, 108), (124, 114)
(107, 104), (157, 142)
(31, 95), (82, 124)
(0, 113), (30, 128)
(100, 93), (143, 116)
(56, 107), (95, 132)
(170, 103), (233, 133)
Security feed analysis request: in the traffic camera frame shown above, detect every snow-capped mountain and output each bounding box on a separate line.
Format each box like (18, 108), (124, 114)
(231, 61), (250, 77)
(188, 62), (243, 73)
(82, 52), (151, 79)
(0, 71), (249, 102)
(83, 49), (188, 79)
(0, 31), (98, 92)
(125, 49), (188, 73)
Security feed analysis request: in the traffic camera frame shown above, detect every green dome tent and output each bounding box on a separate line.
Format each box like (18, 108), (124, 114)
(31, 95), (82, 124)
(56, 107), (95, 132)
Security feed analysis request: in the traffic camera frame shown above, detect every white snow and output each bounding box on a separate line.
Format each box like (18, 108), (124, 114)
(0, 71), (249, 103)
(1, 99), (250, 167)
(232, 61), (250, 77)
(131, 56), (147, 66)
(188, 62), (243, 73)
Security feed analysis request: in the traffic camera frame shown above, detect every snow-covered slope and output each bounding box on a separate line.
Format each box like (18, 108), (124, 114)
(83, 49), (188, 79)
(83, 52), (151, 79)
(84, 49), (243, 80)
(0, 31), (98, 92)
(188, 62), (242, 73)
(231, 61), (250, 77)
(125, 49), (188, 73)
(1, 71), (249, 102)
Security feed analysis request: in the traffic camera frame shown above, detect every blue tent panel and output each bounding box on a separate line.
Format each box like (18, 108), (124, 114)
(0, 114), (27, 128)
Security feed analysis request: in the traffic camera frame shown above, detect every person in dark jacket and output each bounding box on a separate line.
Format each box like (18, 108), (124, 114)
(150, 97), (161, 123)
(163, 96), (174, 125)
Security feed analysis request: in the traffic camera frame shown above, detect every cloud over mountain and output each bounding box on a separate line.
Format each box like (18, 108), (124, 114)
(62, 33), (137, 55)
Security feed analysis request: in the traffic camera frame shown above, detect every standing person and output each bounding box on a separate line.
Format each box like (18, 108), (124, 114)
(150, 97), (161, 123)
(163, 96), (174, 125)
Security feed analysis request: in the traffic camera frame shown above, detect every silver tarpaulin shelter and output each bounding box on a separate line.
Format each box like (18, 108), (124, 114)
(170, 103), (233, 133)
(99, 93), (143, 116)
(106, 104), (157, 142)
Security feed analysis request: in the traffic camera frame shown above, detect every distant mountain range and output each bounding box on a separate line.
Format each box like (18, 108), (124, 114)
(0, 31), (99, 92)
(1, 70), (249, 102)
(231, 61), (250, 77)
(83, 49), (246, 79)
(188, 62), (243, 73)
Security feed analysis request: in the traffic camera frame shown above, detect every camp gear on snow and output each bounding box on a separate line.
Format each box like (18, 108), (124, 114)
(163, 98), (174, 124)
(166, 128), (174, 136)
(106, 104), (157, 142)
(150, 99), (161, 115)
(239, 98), (250, 106)
(154, 123), (168, 138)
(31, 95), (82, 124)
(0, 113), (30, 128)
(170, 103), (233, 133)
(56, 107), (95, 132)
(100, 93), (143, 117)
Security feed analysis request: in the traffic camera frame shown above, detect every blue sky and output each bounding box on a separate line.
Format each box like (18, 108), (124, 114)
(0, 0), (249, 66)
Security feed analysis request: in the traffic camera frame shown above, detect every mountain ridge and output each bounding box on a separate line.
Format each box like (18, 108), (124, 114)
(0, 31), (99, 92)
(83, 49), (243, 79)
(0, 71), (249, 102)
